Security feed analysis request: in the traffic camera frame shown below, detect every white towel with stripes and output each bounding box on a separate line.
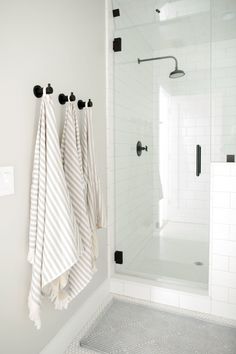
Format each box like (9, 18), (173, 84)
(60, 100), (94, 295)
(80, 106), (106, 264)
(28, 90), (82, 329)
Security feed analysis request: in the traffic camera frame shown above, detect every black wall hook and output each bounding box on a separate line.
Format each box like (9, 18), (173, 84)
(87, 99), (93, 107)
(33, 83), (53, 98)
(58, 92), (76, 105)
(78, 100), (86, 110)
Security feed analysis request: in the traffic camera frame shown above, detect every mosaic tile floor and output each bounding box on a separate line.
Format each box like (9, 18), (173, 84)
(67, 299), (236, 354)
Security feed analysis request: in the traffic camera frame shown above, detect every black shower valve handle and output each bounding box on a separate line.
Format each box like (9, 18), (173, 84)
(140, 144), (148, 152)
(136, 141), (148, 156)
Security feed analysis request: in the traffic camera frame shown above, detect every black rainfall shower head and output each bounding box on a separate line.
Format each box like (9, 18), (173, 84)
(169, 68), (185, 79)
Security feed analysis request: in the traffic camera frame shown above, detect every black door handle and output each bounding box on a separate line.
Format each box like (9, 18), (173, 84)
(196, 145), (201, 177)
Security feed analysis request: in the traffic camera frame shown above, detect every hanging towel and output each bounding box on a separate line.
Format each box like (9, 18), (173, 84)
(28, 89), (82, 329)
(60, 100), (95, 295)
(80, 106), (106, 264)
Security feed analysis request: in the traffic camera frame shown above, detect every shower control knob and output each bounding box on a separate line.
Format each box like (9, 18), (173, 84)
(136, 141), (148, 156)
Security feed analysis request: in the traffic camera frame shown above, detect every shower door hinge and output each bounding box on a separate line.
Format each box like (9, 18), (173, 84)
(113, 9), (120, 17)
(227, 154), (235, 162)
(114, 251), (123, 264)
(113, 38), (122, 52)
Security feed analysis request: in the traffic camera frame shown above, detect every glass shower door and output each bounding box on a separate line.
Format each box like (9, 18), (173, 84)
(113, 0), (155, 273)
(113, 0), (211, 290)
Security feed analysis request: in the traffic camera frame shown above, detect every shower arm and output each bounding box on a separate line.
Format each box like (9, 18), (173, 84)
(138, 55), (178, 69)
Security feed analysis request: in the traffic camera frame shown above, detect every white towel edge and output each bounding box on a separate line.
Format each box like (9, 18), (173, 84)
(28, 295), (41, 330)
(27, 249), (35, 264)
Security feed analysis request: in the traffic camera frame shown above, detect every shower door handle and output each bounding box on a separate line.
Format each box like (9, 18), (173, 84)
(196, 145), (201, 177)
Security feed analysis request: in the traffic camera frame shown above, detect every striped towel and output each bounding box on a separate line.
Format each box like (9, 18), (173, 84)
(28, 90), (81, 329)
(80, 106), (106, 265)
(60, 101), (94, 296)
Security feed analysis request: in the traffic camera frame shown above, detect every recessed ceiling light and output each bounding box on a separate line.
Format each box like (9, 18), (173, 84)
(222, 12), (235, 21)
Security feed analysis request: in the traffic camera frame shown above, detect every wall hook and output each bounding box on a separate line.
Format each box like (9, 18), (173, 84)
(78, 99), (86, 110)
(87, 99), (93, 107)
(33, 83), (53, 98)
(58, 92), (76, 105)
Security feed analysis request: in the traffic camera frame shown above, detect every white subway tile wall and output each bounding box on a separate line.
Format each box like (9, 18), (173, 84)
(211, 39), (236, 162)
(210, 163), (236, 319)
(153, 44), (211, 226)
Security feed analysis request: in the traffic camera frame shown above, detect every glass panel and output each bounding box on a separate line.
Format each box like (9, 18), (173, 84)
(113, 0), (211, 290)
(113, 0), (155, 269)
(211, 0), (236, 162)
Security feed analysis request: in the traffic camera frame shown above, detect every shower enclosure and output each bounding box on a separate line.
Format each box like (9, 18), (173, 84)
(112, 0), (236, 292)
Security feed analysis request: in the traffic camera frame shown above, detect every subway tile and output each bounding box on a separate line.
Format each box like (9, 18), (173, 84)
(213, 240), (236, 257)
(212, 255), (229, 271)
(110, 279), (124, 295)
(230, 165), (236, 176)
(212, 301), (236, 320)
(211, 285), (228, 302)
(229, 225), (236, 241)
(212, 176), (236, 192)
(211, 164), (230, 176)
(231, 193), (236, 209)
(150, 287), (179, 307)
(212, 192), (230, 208)
(229, 257), (236, 273)
(212, 223), (230, 240)
(212, 208), (231, 224)
(124, 281), (150, 301)
(212, 270), (236, 288)
(229, 288), (236, 304)
(179, 294), (211, 314)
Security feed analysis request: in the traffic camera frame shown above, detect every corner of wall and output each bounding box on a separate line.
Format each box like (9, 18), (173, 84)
(40, 280), (110, 354)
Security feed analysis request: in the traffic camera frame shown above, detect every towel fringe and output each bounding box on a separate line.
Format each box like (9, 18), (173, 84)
(43, 275), (71, 311)
(28, 295), (41, 330)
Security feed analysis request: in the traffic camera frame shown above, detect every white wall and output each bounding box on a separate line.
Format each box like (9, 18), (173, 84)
(0, 1), (107, 353)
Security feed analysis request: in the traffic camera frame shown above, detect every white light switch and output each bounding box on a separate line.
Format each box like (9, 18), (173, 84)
(0, 166), (14, 196)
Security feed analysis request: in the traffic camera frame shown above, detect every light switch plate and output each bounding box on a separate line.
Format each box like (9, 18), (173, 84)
(0, 166), (14, 196)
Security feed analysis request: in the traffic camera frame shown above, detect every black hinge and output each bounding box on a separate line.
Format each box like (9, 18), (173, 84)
(113, 38), (122, 52)
(227, 154), (235, 162)
(114, 251), (123, 264)
(113, 9), (120, 17)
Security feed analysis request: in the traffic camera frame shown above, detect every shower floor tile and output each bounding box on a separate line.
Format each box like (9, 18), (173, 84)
(75, 299), (236, 354)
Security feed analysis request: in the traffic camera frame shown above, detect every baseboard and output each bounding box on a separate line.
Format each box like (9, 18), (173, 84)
(40, 279), (110, 354)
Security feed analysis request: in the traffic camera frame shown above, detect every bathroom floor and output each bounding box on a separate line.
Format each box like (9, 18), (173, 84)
(66, 299), (236, 354)
(121, 222), (209, 289)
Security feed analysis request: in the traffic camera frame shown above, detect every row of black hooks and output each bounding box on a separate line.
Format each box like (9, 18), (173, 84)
(33, 84), (93, 110)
